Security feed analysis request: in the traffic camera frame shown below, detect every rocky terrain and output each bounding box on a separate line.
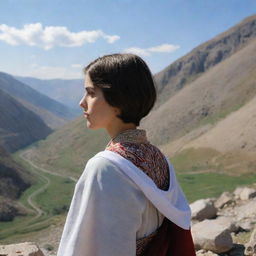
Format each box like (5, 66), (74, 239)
(1, 185), (255, 256)
(191, 185), (256, 256)
(154, 15), (256, 107)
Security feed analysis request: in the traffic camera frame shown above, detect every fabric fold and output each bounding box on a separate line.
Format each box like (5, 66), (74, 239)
(96, 150), (192, 230)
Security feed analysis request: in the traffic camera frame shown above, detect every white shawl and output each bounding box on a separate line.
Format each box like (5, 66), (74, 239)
(96, 150), (191, 230)
(57, 150), (191, 256)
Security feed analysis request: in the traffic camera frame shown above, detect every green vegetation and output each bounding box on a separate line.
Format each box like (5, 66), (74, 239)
(199, 103), (244, 127)
(35, 172), (74, 215)
(0, 152), (75, 242)
(171, 147), (256, 202)
(178, 172), (256, 203)
(171, 147), (220, 173)
(21, 118), (110, 178)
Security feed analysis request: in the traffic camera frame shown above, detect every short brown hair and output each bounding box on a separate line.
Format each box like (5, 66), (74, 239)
(84, 53), (156, 126)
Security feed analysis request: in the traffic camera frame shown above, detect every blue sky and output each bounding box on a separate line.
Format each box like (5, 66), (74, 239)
(0, 0), (255, 79)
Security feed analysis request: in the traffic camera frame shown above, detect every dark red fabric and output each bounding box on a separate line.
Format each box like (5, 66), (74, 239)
(143, 218), (196, 256)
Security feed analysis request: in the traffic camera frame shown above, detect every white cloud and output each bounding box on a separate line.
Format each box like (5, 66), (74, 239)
(123, 47), (150, 57)
(0, 23), (120, 50)
(148, 44), (180, 53)
(124, 43), (180, 57)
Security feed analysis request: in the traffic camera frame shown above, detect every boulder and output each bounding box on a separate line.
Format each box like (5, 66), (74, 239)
(192, 219), (233, 253)
(196, 249), (218, 256)
(244, 225), (256, 256)
(233, 187), (244, 200)
(238, 220), (254, 232)
(214, 216), (238, 233)
(190, 199), (217, 221)
(0, 242), (45, 256)
(235, 199), (256, 221)
(240, 188), (256, 201)
(214, 191), (234, 209)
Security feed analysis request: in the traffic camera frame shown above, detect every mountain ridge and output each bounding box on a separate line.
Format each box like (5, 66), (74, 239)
(0, 72), (77, 128)
(0, 88), (52, 152)
(154, 14), (256, 106)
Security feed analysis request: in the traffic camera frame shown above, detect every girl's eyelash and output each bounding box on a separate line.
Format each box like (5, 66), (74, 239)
(88, 91), (95, 96)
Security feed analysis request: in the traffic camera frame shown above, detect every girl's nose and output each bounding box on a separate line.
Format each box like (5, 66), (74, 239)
(79, 95), (87, 109)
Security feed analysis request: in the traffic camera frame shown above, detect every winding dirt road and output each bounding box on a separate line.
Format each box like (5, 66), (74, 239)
(19, 152), (77, 218)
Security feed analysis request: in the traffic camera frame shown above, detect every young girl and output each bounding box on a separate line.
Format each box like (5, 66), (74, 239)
(57, 54), (195, 256)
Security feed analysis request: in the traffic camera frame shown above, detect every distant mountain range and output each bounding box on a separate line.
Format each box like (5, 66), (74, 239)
(0, 72), (78, 128)
(15, 76), (83, 113)
(21, 15), (256, 178)
(0, 71), (83, 152)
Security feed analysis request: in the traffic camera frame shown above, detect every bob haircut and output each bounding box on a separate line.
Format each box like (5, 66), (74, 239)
(84, 53), (157, 126)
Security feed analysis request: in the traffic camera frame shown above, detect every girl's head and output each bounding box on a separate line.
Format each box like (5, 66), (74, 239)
(83, 53), (156, 126)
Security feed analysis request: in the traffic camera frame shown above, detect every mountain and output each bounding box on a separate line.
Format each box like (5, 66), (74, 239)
(142, 37), (256, 146)
(4, 15), (256, 246)
(15, 76), (83, 113)
(19, 15), (256, 178)
(0, 146), (32, 221)
(154, 15), (256, 107)
(0, 88), (52, 152)
(0, 72), (78, 128)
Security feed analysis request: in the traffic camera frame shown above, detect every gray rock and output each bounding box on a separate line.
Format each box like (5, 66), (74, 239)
(196, 249), (218, 255)
(228, 244), (246, 256)
(192, 219), (233, 253)
(244, 225), (256, 256)
(240, 188), (256, 201)
(214, 216), (238, 233)
(235, 199), (256, 221)
(215, 192), (234, 209)
(238, 220), (254, 231)
(0, 242), (45, 256)
(190, 199), (217, 221)
(233, 187), (244, 199)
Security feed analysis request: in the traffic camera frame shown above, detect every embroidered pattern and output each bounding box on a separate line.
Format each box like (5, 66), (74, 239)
(105, 129), (170, 255)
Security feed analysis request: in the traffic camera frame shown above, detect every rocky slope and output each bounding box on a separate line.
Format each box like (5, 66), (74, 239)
(154, 15), (256, 106)
(191, 185), (256, 256)
(142, 38), (256, 147)
(1, 185), (255, 256)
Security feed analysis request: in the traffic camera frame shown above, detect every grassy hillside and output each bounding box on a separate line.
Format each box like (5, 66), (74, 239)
(0, 151), (75, 244)
(22, 116), (110, 178)
(0, 147), (33, 222)
(162, 94), (256, 180)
